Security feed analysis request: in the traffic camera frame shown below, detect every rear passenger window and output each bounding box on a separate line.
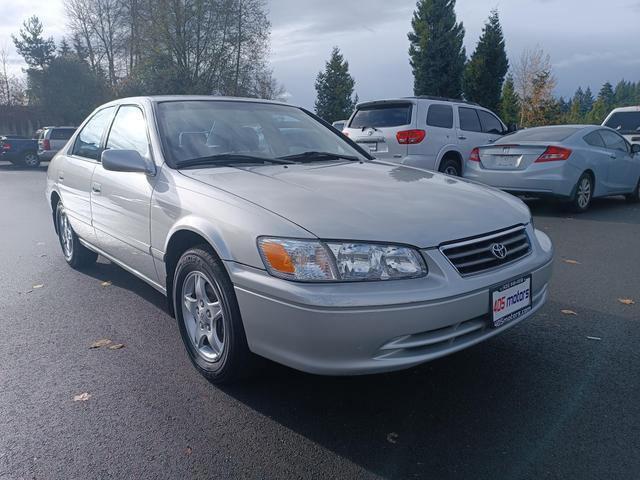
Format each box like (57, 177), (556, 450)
(459, 107), (482, 132)
(477, 110), (504, 134)
(600, 130), (629, 153)
(584, 131), (606, 148)
(427, 105), (453, 129)
(72, 107), (116, 160)
(51, 129), (75, 140)
(106, 106), (149, 158)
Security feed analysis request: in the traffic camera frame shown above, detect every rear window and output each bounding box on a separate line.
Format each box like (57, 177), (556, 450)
(427, 104), (453, 129)
(51, 128), (75, 140)
(604, 112), (640, 135)
(496, 127), (580, 144)
(584, 131), (606, 148)
(350, 104), (412, 129)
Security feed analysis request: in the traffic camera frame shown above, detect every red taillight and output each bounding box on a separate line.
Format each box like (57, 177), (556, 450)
(2, 142), (10, 150)
(396, 129), (426, 145)
(342, 130), (350, 137)
(43, 139), (51, 150)
(469, 147), (480, 162)
(535, 146), (572, 163)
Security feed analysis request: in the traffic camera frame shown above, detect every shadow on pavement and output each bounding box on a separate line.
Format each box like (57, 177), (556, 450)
(524, 197), (640, 225)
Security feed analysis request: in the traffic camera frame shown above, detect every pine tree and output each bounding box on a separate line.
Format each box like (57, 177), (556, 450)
(582, 87), (594, 114)
(499, 75), (519, 127)
(11, 16), (55, 70)
(598, 82), (615, 110)
(314, 47), (357, 124)
(463, 9), (508, 111)
(58, 37), (72, 57)
(408, 0), (466, 98)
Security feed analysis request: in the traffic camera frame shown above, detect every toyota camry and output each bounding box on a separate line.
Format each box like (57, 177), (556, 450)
(46, 96), (554, 383)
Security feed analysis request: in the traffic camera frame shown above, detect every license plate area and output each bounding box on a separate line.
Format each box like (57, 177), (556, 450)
(490, 275), (532, 328)
(493, 155), (520, 168)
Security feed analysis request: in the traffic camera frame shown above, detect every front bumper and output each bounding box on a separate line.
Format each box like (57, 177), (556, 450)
(227, 226), (554, 375)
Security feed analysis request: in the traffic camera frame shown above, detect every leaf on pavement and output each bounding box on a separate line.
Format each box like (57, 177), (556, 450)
(561, 309), (578, 316)
(73, 392), (91, 402)
(108, 343), (125, 350)
(89, 339), (112, 349)
(101, 281), (112, 287)
(563, 259), (580, 265)
(32, 284), (44, 289)
(618, 298), (635, 305)
(185, 447), (192, 456)
(386, 432), (399, 444)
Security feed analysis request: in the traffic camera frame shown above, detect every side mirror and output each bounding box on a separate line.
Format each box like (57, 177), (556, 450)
(506, 124), (518, 134)
(101, 149), (156, 175)
(631, 144), (640, 155)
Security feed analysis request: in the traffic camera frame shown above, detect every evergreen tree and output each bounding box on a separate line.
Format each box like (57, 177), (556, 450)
(499, 74), (520, 127)
(582, 87), (594, 114)
(408, 0), (466, 98)
(11, 16), (55, 70)
(598, 82), (615, 110)
(314, 47), (357, 123)
(58, 37), (72, 57)
(463, 9), (508, 111)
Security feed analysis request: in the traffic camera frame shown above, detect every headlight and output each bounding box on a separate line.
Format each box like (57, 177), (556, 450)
(258, 237), (427, 282)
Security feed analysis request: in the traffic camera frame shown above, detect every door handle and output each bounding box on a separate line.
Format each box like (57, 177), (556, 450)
(458, 136), (467, 140)
(92, 182), (102, 194)
(58, 171), (64, 182)
(488, 138), (496, 143)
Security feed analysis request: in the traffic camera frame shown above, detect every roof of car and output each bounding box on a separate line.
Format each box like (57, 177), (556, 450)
(607, 106), (640, 113)
(356, 96), (481, 109)
(102, 95), (292, 108)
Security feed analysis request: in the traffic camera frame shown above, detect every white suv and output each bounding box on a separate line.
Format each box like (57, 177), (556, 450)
(343, 97), (512, 176)
(603, 106), (640, 145)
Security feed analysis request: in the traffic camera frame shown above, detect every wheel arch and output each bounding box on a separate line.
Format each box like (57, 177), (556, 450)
(436, 148), (464, 174)
(50, 190), (61, 234)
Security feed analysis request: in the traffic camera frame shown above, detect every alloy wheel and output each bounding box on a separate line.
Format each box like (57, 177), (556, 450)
(577, 177), (592, 209)
(58, 210), (74, 260)
(181, 271), (226, 362)
(444, 165), (459, 176)
(24, 153), (39, 167)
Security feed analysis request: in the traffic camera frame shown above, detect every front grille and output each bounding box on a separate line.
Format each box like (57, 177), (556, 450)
(441, 226), (531, 276)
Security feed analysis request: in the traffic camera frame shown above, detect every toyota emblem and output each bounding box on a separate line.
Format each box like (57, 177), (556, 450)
(491, 243), (508, 260)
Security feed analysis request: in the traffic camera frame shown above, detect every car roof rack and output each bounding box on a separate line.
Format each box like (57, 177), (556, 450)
(407, 95), (480, 107)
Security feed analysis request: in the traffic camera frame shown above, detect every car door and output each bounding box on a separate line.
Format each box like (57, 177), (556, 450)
(421, 103), (455, 170)
(600, 129), (634, 191)
(90, 104), (159, 283)
(582, 130), (616, 193)
(477, 110), (506, 144)
(457, 107), (491, 160)
(59, 106), (116, 243)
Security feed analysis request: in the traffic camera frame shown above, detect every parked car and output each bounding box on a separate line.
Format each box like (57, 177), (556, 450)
(38, 126), (76, 161)
(603, 106), (640, 145)
(342, 96), (512, 176)
(332, 120), (347, 132)
(0, 135), (40, 167)
(46, 96), (553, 384)
(465, 125), (640, 212)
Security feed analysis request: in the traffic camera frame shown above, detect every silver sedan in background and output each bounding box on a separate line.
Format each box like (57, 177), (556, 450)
(465, 125), (640, 212)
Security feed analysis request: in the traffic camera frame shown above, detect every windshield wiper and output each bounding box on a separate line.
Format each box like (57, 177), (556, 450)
(177, 154), (294, 169)
(278, 151), (361, 163)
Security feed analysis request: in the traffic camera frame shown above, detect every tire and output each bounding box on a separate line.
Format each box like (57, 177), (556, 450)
(22, 151), (40, 168)
(570, 172), (593, 213)
(55, 202), (98, 269)
(625, 179), (640, 203)
(173, 246), (255, 384)
(439, 157), (461, 177)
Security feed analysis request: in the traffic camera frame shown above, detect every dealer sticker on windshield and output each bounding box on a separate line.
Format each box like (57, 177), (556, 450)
(490, 276), (532, 328)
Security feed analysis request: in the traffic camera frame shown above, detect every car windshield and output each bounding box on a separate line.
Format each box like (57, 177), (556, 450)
(604, 112), (640, 135)
(156, 100), (366, 166)
(349, 103), (413, 129)
(497, 126), (581, 143)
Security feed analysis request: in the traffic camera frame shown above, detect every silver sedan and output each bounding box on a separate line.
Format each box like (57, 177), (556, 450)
(46, 96), (553, 383)
(465, 125), (640, 212)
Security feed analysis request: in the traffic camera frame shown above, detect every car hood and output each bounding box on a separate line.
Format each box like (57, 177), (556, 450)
(180, 161), (530, 248)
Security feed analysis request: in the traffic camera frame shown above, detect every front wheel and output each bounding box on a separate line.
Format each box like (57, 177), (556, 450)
(625, 179), (640, 203)
(55, 202), (98, 268)
(570, 173), (593, 213)
(173, 246), (256, 384)
(22, 151), (40, 168)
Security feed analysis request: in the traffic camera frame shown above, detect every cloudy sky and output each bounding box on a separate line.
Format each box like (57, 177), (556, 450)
(2, 0), (639, 108)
